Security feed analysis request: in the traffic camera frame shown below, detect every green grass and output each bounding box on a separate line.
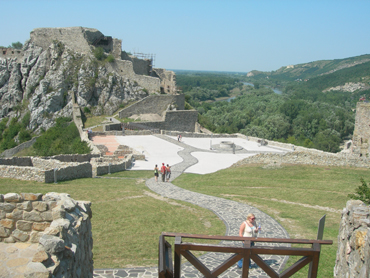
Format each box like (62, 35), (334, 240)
(172, 164), (370, 277)
(0, 171), (225, 268)
(1, 164), (367, 275)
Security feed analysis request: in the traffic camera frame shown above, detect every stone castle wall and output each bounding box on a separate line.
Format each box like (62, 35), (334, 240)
(352, 102), (370, 157)
(110, 60), (160, 94)
(334, 200), (370, 277)
(0, 192), (93, 277)
(119, 94), (185, 119)
(0, 48), (23, 62)
(152, 68), (177, 94)
(163, 110), (198, 132)
(30, 27), (103, 54)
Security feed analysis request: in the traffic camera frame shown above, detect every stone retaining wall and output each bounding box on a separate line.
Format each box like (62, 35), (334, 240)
(42, 154), (100, 163)
(163, 110), (198, 132)
(0, 154), (133, 182)
(0, 192), (93, 277)
(92, 155), (132, 176)
(234, 151), (370, 169)
(334, 200), (370, 277)
(0, 166), (46, 182)
(118, 95), (185, 118)
(0, 157), (33, 166)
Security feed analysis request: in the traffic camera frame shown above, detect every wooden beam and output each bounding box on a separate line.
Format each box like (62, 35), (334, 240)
(280, 256), (312, 278)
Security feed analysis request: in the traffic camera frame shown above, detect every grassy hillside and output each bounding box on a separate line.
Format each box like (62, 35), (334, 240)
(248, 54), (370, 81)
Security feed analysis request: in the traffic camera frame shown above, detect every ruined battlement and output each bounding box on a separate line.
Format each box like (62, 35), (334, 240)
(30, 27), (107, 54)
(352, 102), (370, 157)
(0, 47), (23, 62)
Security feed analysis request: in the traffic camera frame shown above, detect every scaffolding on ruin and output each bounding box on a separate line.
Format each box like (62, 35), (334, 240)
(133, 52), (156, 67)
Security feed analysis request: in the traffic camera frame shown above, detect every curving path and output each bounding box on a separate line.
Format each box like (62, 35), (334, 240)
(94, 135), (289, 278)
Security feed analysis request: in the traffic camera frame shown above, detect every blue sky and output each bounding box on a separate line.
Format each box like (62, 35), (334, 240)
(1, 0), (369, 73)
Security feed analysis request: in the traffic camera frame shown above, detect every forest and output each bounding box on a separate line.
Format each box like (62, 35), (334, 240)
(176, 59), (370, 153)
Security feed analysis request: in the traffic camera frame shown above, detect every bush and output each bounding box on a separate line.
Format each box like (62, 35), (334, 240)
(106, 54), (115, 63)
(21, 112), (31, 128)
(83, 107), (91, 114)
(348, 178), (370, 205)
(18, 129), (32, 143)
(93, 47), (106, 61)
(33, 117), (91, 156)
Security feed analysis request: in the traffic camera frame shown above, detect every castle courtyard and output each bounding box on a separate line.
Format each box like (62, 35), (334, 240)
(92, 135), (288, 175)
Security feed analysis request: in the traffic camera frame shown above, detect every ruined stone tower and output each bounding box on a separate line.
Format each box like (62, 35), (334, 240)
(352, 102), (370, 156)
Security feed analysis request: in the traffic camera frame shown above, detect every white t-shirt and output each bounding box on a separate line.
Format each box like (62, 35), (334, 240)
(242, 221), (256, 237)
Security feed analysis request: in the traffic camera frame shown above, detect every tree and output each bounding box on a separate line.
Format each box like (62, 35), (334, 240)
(348, 178), (370, 205)
(313, 129), (341, 153)
(11, 42), (23, 49)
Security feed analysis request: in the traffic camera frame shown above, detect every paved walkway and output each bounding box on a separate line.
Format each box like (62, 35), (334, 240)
(94, 135), (290, 278)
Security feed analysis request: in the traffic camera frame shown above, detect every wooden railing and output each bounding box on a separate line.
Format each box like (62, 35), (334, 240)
(158, 232), (332, 278)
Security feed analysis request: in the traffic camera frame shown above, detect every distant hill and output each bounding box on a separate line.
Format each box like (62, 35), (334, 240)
(248, 54), (370, 81)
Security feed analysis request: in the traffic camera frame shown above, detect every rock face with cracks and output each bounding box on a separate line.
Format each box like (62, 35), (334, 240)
(0, 27), (153, 133)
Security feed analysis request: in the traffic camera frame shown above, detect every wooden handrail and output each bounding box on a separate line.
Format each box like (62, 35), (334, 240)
(161, 232), (333, 245)
(158, 232), (333, 278)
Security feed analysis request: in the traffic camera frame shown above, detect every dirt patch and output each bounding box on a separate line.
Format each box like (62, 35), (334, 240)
(130, 114), (163, 121)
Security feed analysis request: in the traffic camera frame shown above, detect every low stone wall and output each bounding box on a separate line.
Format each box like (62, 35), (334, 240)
(0, 165), (46, 182)
(0, 155), (132, 182)
(44, 162), (93, 183)
(92, 155), (132, 176)
(334, 200), (370, 277)
(0, 157), (33, 166)
(162, 130), (239, 138)
(104, 123), (122, 131)
(0, 192), (93, 277)
(43, 154), (100, 163)
(234, 151), (370, 169)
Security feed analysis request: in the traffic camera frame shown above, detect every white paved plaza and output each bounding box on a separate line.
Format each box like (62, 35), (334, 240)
(114, 135), (287, 174)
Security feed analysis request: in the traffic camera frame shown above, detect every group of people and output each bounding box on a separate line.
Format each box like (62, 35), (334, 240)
(154, 163), (171, 182)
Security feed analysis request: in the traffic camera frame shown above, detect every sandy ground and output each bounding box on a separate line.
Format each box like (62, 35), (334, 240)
(113, 135), (287, 175)
(129, 114), (163, 121)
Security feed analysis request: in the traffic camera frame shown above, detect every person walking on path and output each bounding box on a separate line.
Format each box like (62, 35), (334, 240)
(237, 213), (260, 269)
(154, 164), (159, 182)
(166, 164), (171, 182)
(160, 163), (167, 182)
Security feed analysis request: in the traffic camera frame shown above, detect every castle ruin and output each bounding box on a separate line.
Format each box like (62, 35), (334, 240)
(0, 27), (177, 95)
(351, 102), (370, 157)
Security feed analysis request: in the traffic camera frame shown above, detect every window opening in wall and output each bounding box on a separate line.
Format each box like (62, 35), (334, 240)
(2, 51), (5, 55)
(12, 51), (14, 54)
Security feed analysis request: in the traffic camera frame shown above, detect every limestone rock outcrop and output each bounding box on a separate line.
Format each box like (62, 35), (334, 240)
(0, 27), (152, 133)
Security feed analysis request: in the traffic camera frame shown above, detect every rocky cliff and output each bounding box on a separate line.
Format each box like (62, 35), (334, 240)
(0, 27), (152, 133)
